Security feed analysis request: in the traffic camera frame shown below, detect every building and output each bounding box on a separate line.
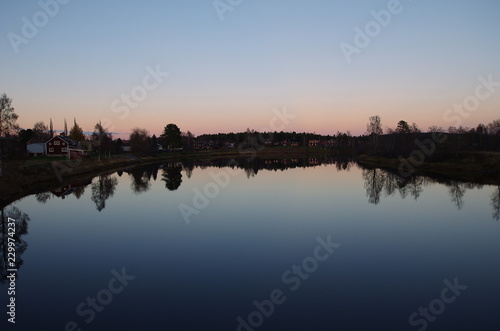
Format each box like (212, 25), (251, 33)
(308, 140), (320, 147)
(27, 143), (46, 156)
(46, 135), (78, 157)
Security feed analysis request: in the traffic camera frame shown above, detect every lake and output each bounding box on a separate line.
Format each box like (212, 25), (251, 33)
(1, 157), (499, 330)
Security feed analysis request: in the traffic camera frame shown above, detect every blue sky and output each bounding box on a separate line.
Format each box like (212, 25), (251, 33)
(1, 0), (499, 137)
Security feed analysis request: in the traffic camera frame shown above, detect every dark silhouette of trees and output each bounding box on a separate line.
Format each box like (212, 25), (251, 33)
(161, 124), (182, 150)
(92, 121), (113, 160)
(181, 131), (195, 151)
(162, 163), (183, 191)
(395, 120), (411, 134)
(448, 181), (466, 209)
(0, 206), (30, 284)
(73, 186), (86, 199)
(366, 115), (383, 152)
(69, 118), (85, 143)
(33, 121), (50, 141)
(130, 128), (150, 153)
(91, 175), (118, 211)
(367, 115), (383, 136)
(18, 129), (33, 144)
(362, 168), (386, 204)
(129, 167), (152, 194)
(35, 192), (52, 204)
(0, 94), (19, 138)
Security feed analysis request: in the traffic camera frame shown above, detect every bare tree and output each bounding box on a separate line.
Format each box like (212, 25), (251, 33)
(0, 94), (19, 137)
(92, 121), (112, 160)
(33, 121), (50, 141)
(130, 128), (150, 153)
(367, 116), (383, 136)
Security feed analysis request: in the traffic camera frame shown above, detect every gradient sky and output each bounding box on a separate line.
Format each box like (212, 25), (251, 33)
(1, 0), (499, 138)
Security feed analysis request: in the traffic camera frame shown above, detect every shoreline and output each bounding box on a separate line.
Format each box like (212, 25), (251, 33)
(0, 147), (342, 208)
(356, 153), (500, 186)
(2, 148), (499, 209)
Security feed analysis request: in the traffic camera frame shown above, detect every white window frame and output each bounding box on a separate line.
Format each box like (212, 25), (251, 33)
(49, 148), (54, 152)
(54, 140), (60, 145)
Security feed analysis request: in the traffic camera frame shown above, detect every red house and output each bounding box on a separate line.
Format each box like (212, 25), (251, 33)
(46, 135), (78, 157)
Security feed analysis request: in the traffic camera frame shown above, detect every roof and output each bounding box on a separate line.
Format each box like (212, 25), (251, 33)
(46, 135), (78, 146)
(27, 137), (48, 144)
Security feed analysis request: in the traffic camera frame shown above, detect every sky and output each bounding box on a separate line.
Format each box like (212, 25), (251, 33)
(1, 0), (500, 138)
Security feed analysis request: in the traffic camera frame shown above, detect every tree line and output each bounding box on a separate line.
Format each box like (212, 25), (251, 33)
(1, 93), (499, 158)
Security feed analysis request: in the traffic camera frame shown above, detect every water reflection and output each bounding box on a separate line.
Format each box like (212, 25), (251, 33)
(492, 186), (500, 221)
(20, 157), (500, 220)
(51, 180), (92, 200)
(129, 165), (158, 194)
(91, 175), (118, 212)
(359, 167), (498, 215)
(0, 206), (30, 284)
(162, 163), (183, 191)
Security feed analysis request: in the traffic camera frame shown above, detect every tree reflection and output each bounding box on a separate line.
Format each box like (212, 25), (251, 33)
(129, 168), (151, 194)
(0, 206), (30, 284)
(162, 163), (183, 191)
(447, 181), (466, 210)
(491, 186), (500, 221)
(362, 169), (386, 204)
(91, 175), (118, 211)
(73, 186), (86, 199)
(406, 176), (424, 200)
(35, 192), (52, 204)
(183, 160), (195, 179)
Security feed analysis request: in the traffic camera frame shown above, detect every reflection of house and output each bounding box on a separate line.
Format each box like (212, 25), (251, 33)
(309, 158), (319, 165)
(51, 180), (91, 199)
(46, 135), (78, 157)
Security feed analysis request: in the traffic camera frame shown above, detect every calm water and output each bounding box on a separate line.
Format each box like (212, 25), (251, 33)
(1, 158), (499, 330)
